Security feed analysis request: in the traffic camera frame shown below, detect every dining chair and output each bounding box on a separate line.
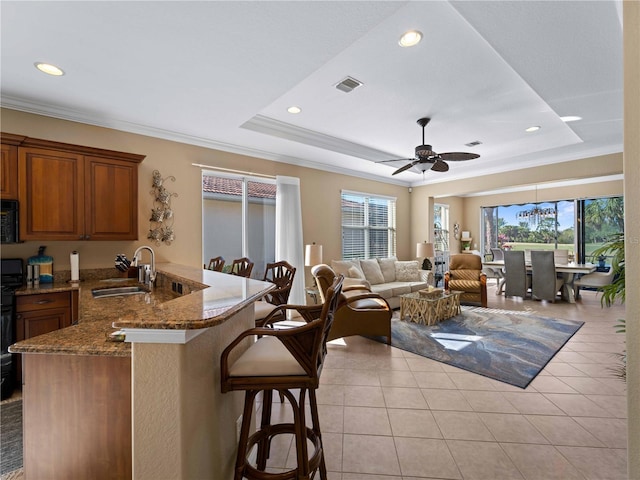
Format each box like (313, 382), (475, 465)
(254, 261), (297, 326)
(482, 248), (505, 287)
(531, 250), (565, 302)
(573, 268), (615, 299)
(204, 256), (225, 272)
(553, 249), (569, 265)
(220, 275), (344, 480)
(230, 257), (254, 278)
(503, 250), (530, 298)
(490, 248), (504, 261)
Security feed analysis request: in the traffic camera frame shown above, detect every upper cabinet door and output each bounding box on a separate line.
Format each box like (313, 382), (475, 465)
(84, 156), (138, 240)
(19, 147), (85, 240)
(1, 143), (19, 199)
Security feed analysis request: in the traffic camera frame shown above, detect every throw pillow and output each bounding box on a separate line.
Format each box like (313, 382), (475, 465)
(395, 260), (420, 282)
(360, 259), (385, 285)
(347, 266), (366, 280)
(331, 260), (360, 277)
(377, 257), (397, 283)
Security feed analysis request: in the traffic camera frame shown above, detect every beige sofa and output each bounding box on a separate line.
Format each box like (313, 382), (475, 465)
(330, 257), (433, 310)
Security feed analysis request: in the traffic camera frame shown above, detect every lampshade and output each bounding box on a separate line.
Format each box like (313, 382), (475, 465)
(416, 242), (434, 258)
(305, 243), (323, 266)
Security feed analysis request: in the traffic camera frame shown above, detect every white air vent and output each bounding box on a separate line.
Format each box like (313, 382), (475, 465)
(465, 140), (483, 147)
(335, 76), (363, 93)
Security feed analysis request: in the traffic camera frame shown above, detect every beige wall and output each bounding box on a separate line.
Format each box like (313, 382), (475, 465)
(1, 108), (411, 286)
(624, 1), (639, 476)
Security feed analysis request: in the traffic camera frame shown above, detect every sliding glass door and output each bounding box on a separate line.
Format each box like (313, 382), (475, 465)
(202, 174), (276, 278)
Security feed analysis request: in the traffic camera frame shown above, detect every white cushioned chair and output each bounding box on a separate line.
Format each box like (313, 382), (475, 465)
(573, 268), (615, 299)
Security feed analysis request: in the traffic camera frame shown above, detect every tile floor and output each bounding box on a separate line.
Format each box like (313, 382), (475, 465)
(0, 285), (627, 480)
(259, 284), (628, 479)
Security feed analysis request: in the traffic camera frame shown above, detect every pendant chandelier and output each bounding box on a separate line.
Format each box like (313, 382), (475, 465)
(517, 186), (555, 226)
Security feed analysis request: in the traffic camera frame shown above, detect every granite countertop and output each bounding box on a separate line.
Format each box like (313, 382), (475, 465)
(9, 262), (274, 357)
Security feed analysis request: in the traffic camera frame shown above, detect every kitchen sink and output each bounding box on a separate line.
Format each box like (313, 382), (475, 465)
(91, 285), (149, 298)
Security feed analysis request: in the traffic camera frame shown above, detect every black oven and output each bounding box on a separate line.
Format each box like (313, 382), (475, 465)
(1, 258), (23, 399)
(1, 199), (19, 244)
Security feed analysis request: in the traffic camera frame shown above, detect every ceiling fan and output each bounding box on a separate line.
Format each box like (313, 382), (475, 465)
(378, 117), (480, 175)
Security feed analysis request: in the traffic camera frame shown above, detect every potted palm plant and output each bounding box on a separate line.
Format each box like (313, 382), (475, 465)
(591, 233), (625, 381)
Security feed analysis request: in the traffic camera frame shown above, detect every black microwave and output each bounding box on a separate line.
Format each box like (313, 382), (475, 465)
(1, 200), (19, 244)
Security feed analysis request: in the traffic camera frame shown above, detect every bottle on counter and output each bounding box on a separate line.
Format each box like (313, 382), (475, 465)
(28, 246), (53, 284)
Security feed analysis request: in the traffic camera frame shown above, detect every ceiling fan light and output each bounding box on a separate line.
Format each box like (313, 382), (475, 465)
(399, 30), (422, 47)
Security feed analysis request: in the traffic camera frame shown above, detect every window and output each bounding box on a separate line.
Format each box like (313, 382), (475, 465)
(481, 195), (623, 263)
(202, 174), (276, 278)
(481, 201), (574, 257)
(341, 191), (396, 259)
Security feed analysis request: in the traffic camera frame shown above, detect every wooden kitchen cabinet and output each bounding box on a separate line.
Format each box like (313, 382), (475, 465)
(1, 133), (24, 199)
(15, 290), (79, 382)
(22, 353), (132, 480)
(9, 133), (145, 241)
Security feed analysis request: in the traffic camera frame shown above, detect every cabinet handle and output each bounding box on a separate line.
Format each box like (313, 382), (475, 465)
(34, 299), (53, 305)
(85, 235), (91, 240)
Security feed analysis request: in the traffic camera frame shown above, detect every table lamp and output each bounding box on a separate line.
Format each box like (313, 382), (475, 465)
(305, 243), (323, 267)
(305, 243), (323, 289)
(416, 241), (435, 270)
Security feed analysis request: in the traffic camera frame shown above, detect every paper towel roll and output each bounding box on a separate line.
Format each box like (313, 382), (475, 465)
(70, 251), (80, 282)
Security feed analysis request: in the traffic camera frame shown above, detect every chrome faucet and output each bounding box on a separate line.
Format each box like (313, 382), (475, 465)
(133, 245), (156, 286)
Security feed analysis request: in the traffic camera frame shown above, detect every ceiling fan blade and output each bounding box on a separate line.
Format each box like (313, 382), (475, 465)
(431, 160), (449, 172)
(392, 161), (420, 175)
(375, 158), (416, 164)
(438, 152), (480, 161)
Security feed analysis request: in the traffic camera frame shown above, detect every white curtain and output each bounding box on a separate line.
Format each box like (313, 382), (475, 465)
(275, 175), (305, 305)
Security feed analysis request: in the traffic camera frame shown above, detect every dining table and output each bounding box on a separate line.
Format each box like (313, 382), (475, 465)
(482, 260), (596, 303)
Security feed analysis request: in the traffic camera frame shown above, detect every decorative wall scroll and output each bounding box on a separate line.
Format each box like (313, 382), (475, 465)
(148, 170), (177, 246)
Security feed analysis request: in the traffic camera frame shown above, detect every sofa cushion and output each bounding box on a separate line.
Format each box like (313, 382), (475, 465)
(409, 281), (430, 293)
(395, 260), (420, 281)
(383, 282), (411, 297)
(332, 260), (363, 278)
(370, 284), (394, 300)
(378, 257), (397, 283)
(348, 266), (366, 280)
(360, 259), (385, 285)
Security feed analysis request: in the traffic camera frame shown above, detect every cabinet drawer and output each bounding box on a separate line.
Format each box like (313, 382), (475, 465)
(16, 292), (71, 312)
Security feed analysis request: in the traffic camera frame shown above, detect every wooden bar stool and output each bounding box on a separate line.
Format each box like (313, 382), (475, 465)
(221, 275), (344, 480)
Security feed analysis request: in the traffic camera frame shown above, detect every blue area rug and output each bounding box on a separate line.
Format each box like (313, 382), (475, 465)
(372, 307), (584, 388)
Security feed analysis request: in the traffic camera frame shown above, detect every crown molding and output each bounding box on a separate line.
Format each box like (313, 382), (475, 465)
(1, 97), (409, 187)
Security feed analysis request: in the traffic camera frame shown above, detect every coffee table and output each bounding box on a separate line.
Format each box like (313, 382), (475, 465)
(399, 290), (462, 326)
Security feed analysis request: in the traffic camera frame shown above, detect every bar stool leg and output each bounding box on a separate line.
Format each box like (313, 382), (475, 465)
(287, 388), (311, 479)
(309, 388), (327, 480)
(256, 389), (274, 470)
(236, 390), (258, 480)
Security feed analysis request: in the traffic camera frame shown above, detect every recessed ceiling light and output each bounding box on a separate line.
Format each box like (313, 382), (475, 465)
(34, 62), (65, 76)
(560, 115), (582, 122)
(287, 106), (301, 114)
(525, 126), (541, 133)
(399, 30), (422, 47)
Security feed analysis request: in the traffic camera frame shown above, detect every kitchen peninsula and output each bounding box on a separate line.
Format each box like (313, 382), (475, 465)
(9, 263), (274, 480)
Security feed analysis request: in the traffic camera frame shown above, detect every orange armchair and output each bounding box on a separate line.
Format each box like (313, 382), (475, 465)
(444, 254), (487, 307)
